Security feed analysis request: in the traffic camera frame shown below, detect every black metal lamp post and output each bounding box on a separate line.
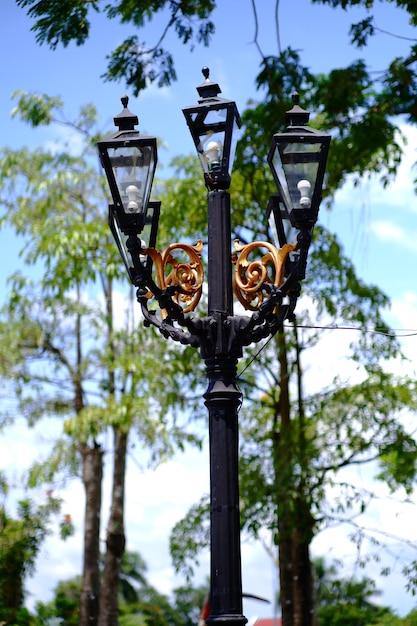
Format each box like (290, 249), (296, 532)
(183, 68), (245, 626)
(98, 70), (330, 626)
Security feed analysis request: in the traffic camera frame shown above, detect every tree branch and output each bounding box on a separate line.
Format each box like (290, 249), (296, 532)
(275, 0), (282, 54)
(250, 0), (266, 60)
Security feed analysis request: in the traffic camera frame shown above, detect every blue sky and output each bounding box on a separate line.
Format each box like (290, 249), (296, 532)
(2, 0), (415, 156)
(2, 0), (417, 620)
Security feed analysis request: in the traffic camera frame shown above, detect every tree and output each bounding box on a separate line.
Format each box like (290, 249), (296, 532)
(0, 93), (202, 625)
(229, 7), (417, 619)
(0, 484), (62, 626)
(167, 162), (417, 626)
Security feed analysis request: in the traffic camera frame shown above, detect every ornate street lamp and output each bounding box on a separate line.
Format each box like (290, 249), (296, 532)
(98, 70), (330, 626)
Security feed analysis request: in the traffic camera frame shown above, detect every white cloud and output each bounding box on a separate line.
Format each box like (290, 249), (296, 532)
(139, 82), (173, 101)
(390, 291), (417, 329)
(327, 123), (417, 264)
(370, 220), (408, 243)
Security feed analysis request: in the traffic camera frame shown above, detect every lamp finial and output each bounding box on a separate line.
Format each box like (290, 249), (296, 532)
(114, 95), (139, 131)
(197, 67), (221, 100)
(286, 92), (310, 127)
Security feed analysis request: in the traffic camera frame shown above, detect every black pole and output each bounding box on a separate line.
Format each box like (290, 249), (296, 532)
(204, 189), (247, 626)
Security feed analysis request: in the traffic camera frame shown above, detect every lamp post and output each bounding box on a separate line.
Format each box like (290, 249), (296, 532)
(98, 69), (330, 626)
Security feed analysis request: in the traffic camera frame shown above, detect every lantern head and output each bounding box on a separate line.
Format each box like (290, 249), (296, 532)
(268, 92), (330, 230)
(182, 67), (242, 190)
(98, 95), (157, 235)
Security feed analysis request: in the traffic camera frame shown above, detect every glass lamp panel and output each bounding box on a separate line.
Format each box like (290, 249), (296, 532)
(183, 96), (241, 187)
(109, 203), (159, 283)
(108, 206), (136, 282)
(197, 128), (226, 176)
(267, 194), (298, 249)
(140, 201), (161, 272)
(227, 114), (242, 174)
(272, 140), (321, 212)
(110, 144), (156, 216)
(270, 145), (292, 214)
(196, 114), (241, 176)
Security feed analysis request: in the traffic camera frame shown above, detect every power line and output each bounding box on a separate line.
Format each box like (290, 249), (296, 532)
(237, 322), (417, 379)
(292, 323), (417, 338)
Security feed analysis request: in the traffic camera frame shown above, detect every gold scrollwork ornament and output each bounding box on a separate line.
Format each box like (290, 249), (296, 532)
(232, 239), (297, 311)
(142, 240), (204, 313)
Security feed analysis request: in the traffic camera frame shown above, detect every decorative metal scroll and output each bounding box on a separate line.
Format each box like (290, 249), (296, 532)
(142, 240), (204, 313)
(232, 240), (297, 311)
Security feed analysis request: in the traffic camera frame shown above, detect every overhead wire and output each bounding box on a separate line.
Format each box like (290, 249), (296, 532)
(236, 321), (417, 379)
(292, 323), (417, 338)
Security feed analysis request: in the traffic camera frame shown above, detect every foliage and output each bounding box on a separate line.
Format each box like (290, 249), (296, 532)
(13, 0), (417, 197)
(163, 38), (417, 608)
(170, 496), (210, 580)
(317, 571), (393, 626)
(0, 494), (61, 625)
(401, 610), (417, 626)
(171, 218), (417, 576)
(154, 155), (207, 245)
(0, 92), (204, 624)
(15, 0), (216, 95)
(119, 586), (184, 626)
(33, 551), (207, 626)
(35, 576), (81, 626)
(0, 88), (204, 438)
(304, 559), (413, 626)
(160, 21), (417, 604)
(7, 2), (417, 621)
(117, 551), (184, 626)
(171, 581), (208, 626)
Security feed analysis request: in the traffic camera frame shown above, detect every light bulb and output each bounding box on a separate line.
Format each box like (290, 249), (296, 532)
(297, 179), (311, 208)
(139, 238), (147, 264)
(204, 140), (222, 170)
(126, 184), (141, 213)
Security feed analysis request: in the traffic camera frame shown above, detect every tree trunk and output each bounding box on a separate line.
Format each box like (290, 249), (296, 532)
(274, 330), (294, 626)
(79, 444), (104, 626)
(98, 429), (128, 626)
(291, 522), (315, 626)
(291, 323), (316, 626)
(278, 501), (315, 626)
(274, 328), (316, 626)
(278, 522), (294, 626)
(74, 299), (104, 626)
